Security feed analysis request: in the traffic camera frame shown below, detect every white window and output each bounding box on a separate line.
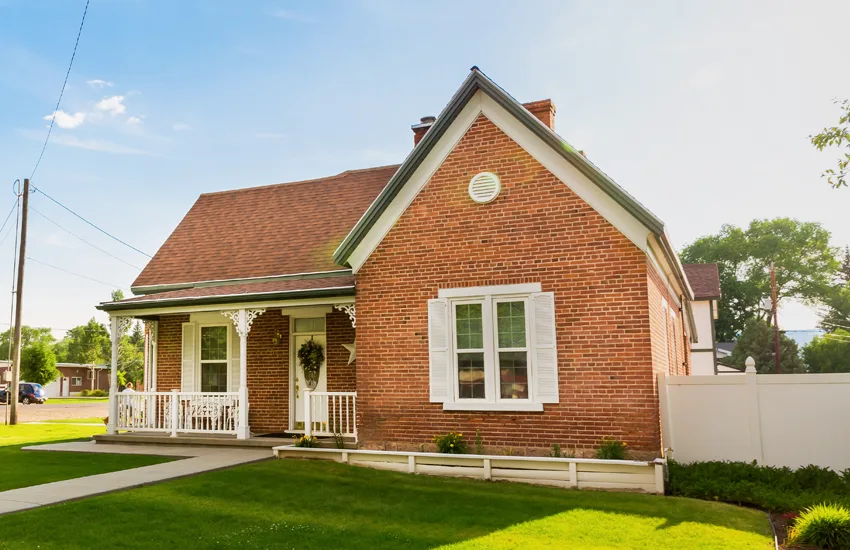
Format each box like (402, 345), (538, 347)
(199, 325), (229, 392)
(428, 284), (558, 412)
(71, 377), (82, 386)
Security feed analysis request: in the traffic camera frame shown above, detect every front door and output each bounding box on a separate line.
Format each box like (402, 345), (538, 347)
(292, 328), (327, 431)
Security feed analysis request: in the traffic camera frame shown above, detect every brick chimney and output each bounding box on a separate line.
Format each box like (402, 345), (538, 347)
(412, 116), (436, 146)
(523, 99), (556, 130)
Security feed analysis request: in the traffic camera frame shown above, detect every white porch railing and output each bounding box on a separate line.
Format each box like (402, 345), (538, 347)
(115, 390), (240, 436)
(304, 391), (357, 441)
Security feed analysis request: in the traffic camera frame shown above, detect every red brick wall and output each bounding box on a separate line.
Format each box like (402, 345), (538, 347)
(647, 263), (691, 378)
(155, 314), (188, 392)
(355, 114), (662, 456)
(326, 309), (356, 393)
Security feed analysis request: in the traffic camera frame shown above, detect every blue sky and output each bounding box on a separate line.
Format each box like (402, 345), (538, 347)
(0, 0), (848, 336)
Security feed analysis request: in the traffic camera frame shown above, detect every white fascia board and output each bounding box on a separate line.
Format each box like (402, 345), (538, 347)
(646, 237), (683, 308)
(347, 94), (484, 273)
(347, 90), (652, 273)
(109, 295), (353, 318)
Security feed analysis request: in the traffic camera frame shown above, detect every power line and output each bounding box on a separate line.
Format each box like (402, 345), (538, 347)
(0, 202), (17, 238)
(30, 186), (152, 258)
(30, 205), (142, 270)
(30, 0), (90, 180)
(26, 256), (126, 289)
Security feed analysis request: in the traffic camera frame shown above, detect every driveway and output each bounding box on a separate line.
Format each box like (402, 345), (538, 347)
(1, 401), (108, 423)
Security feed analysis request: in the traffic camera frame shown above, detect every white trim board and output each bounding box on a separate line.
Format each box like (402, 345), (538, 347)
(346, 89), (652, 274)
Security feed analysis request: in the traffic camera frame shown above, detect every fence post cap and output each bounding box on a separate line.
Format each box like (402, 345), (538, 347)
(745, 356), (756, 373)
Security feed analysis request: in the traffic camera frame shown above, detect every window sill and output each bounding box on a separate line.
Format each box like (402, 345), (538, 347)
(442, 402), (544, 412)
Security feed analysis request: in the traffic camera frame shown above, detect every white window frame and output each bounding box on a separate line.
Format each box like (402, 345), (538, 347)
(440, 283), (542, 412)
(670, 308), (679, 372)
(197, 323), (231, 393)
(71, 376), (82, 386)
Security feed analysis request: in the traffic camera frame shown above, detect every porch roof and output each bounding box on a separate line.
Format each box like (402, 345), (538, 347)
(97, 275), (354, 312)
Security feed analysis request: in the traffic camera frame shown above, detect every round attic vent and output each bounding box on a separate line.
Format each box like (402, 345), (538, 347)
(468, 172), (501, 204)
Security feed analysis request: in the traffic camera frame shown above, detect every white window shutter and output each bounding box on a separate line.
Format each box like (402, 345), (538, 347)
(181, 322), (196, 392)
(428, 298), (451, 403)
(532, 292), (558, 403)
(228, 325), (240, 392)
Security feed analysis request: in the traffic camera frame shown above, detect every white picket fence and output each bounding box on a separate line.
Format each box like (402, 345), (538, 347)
(660, 369), (850, 471)
(304, 391), (357, 440)
(115, 391), (240, 436)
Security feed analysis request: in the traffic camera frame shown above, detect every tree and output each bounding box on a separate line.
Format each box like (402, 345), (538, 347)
(0, 326), (55, 360)
(810, 98), (849, 189)
(681, 218), (840, 340)
(727, 319), (804, 373)
(118, 322), (144, 387)
(803, 330), (850, 373)
(55, 318), (111, 366)
(20, 340), (59, 385)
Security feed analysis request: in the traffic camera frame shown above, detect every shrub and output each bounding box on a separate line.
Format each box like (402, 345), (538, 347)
(80, 389), (108, 397)
(292, 435), (317, 448)
(474, 430), (484, 455)
(551, 444), (562, 458)
(788, 503), (850, 549)
(433, 432), (466, 454)
(667, 460), (850, 513)
(596, 437), (628, 460)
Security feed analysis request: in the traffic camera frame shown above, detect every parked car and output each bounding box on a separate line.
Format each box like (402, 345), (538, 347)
(0, 382), (47, 405)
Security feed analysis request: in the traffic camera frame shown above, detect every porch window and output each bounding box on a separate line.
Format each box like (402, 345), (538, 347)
(496, 301), (529, 400)
(200, 326), (228, 392)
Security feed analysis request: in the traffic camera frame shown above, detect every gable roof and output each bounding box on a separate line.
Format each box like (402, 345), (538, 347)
(683, 263), (721, 300)
(332, 67), (692, 302)
(130, 165), (399, 293)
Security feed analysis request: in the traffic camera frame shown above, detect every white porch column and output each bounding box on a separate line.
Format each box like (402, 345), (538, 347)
(107, 315), (120, 434)
(222, 308), (265, 440)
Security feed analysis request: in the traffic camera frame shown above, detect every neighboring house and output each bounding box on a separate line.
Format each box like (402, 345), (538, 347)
(0, 361), (107, 396)
(98, 68), (714, 457)
(682, 264), (721, 375)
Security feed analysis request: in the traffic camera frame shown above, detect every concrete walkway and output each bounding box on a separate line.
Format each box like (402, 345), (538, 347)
(0, 441), (270, 515)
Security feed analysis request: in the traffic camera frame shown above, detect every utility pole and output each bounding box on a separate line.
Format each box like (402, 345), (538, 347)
(9, 179), (29, 425)
(771, 262), (781, 374)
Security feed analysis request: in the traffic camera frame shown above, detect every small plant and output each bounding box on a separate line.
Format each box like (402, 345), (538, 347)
(332, 426), (345, 449)
(788, 503), (850, 549)
(297, 339), (325, 388)
(551, 444), (562, 458)
(596, 437), (628, 460)
(433, 432), (466, 454)
(475, 430), (484, 455)
(293, 434), (318, 448)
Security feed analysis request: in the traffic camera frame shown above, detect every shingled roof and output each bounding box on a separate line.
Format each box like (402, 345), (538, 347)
(130, 165), (399, 292)
(683, 263), (721, 300)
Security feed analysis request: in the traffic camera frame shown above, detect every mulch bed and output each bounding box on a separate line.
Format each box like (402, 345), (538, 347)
(771, 512), (818, 550)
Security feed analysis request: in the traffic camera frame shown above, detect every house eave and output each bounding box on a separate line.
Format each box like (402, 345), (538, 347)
(130, 269), (353, 296)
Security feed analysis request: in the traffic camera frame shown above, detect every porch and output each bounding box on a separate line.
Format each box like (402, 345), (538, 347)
(103, 300), (358, 443)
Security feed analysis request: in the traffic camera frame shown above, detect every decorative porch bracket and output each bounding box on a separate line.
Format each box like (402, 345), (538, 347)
(221, 309), (266, 439)
(335, 304), (356, 328)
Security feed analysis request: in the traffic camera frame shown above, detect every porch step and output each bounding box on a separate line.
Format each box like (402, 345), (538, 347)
(93, 433), (293, 449)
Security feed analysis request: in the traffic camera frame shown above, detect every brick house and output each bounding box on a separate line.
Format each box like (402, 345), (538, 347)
(98, 68), (701, 457)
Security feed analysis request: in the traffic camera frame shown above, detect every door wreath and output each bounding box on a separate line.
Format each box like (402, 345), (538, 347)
(298, 339), (324, 390)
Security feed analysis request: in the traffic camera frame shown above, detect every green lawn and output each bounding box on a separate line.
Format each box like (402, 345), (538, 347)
(46, 397), (109, 404)
(0, 456), (773, 549)
(0, 423), (173, 492)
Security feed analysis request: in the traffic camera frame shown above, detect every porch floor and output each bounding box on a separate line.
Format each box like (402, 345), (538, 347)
(94, 432), (295, 449)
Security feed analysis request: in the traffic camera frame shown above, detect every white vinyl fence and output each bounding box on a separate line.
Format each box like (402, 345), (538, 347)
(659, 367), (850, 471)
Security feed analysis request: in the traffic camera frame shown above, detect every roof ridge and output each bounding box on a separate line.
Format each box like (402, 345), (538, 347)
(200, 164), (401, 198)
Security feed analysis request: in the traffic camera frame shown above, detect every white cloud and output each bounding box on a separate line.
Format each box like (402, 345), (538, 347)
(172, 123), (191, 131)
(687, 65), (722, 90)
(43, 110), (86, 129)
(272, 9), (314, 22)
(127, 116), (143, 125)
(95, 95), (127, 115)
(86, 79), (114, 88)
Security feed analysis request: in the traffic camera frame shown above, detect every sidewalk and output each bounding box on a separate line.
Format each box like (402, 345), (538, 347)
(0, 441), (270, 515)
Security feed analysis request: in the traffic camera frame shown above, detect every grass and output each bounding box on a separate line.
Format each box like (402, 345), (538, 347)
(46, 397), (109, 404)
(0, 423), (173, 492)
(0, 457), (773, 549)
